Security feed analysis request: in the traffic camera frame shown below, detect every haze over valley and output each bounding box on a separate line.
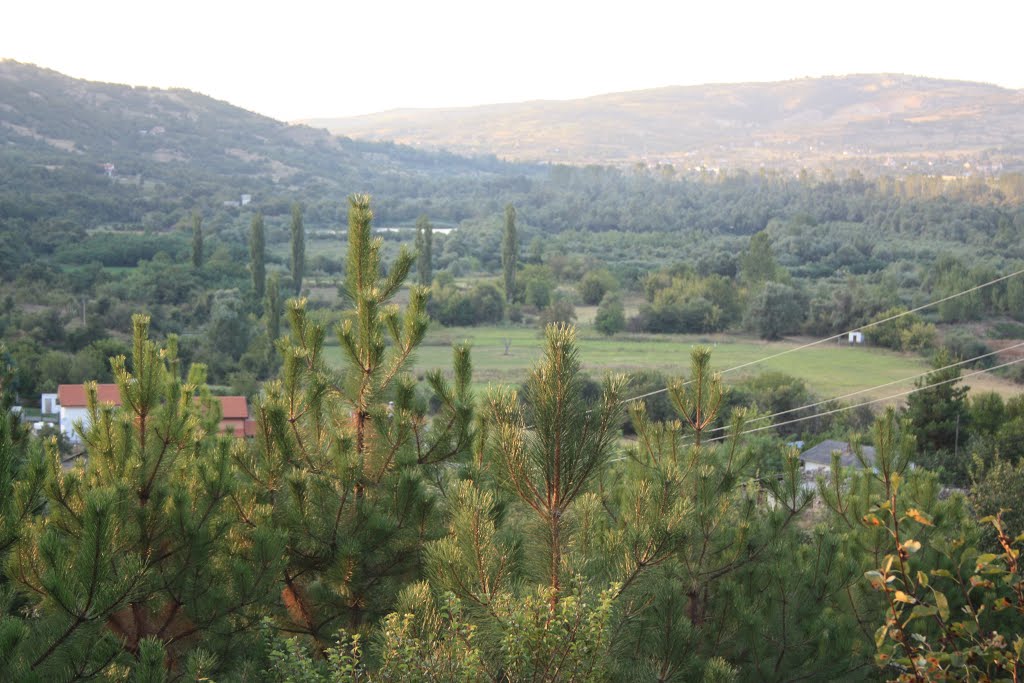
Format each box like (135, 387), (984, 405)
(304, 74), (1024, 174)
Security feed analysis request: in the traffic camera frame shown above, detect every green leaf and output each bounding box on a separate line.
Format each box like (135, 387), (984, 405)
(875, 624), (889, 649)
(908, 604), (937, 621)
(975, 552), (999, 568)
(933, 590), (950, 621)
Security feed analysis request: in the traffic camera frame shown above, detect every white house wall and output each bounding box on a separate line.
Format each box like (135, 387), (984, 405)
(59, 407), (90, 442)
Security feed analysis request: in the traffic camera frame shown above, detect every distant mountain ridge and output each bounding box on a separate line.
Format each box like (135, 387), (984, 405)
(302, 75), (1024, 173)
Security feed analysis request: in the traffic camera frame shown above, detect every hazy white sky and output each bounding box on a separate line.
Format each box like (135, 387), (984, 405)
(3, 0), (1023, 121)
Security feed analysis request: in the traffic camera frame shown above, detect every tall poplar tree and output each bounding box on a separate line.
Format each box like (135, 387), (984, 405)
(250, 212), (266, 302)
(265, 271), (282, 343)
(290, 203), (305, 296)
(414, 214), (432, 287)
(502, 204), (517, 303)
(191, 211), (203, 269)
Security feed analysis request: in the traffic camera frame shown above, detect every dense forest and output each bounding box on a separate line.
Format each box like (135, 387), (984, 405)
(1, 62), (1024, 681)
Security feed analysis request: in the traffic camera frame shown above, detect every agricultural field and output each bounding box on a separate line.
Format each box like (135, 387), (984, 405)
(323, 324), (1020, 402)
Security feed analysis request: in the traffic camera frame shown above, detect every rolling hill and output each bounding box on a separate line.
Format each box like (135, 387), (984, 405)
(0, 60), (533, 231)
(303, 74), (1024, 173)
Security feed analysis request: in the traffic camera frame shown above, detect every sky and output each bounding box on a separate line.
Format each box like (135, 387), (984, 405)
(3, 0), (1023, 122)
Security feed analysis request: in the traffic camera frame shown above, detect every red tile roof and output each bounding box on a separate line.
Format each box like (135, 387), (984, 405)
(218, 396), (249, 419)
(58, 384), (249, 422)
(57, 383), (122, 407)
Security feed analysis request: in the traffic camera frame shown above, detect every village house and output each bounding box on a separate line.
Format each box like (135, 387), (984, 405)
(55, 383), (255, 442)
(799, 439), (876, 474)
(40, 392), (59, 416)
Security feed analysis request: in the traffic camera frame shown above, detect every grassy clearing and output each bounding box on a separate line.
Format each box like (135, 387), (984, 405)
(319, 325), (1020, 403)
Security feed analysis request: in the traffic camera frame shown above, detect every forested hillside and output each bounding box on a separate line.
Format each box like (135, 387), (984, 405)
(305, 74), (1024, 172)
(0, 60), (532, 238)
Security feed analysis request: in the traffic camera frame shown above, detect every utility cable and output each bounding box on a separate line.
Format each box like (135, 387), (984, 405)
(613, 266), (1024, 406)
(696, 341), (1024, 438)
(693, 356), (1024, 446)
(522, 267), (1024, 430)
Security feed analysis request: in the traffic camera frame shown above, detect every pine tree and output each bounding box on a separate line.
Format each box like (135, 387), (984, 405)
(191, 211), (204, 269)
(414, 214), (433, 287)
(290, 203), (305, 296)
(502, 204), (517, 304)
(819, 408), (977, 682)
(489, 323), (625, 606)
(239, 194), (475, 646)
(411, 325), (626, 680)
(585, 347), (836, 680)
(251, 212), (266, 302)
(1, 316), (284, 680)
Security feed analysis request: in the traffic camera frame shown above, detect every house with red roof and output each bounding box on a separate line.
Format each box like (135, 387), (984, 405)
(56, 383), (255, 442)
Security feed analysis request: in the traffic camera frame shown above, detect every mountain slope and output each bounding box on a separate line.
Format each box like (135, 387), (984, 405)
(0, 60), (525, 204)
(303, 74), (1024, 172)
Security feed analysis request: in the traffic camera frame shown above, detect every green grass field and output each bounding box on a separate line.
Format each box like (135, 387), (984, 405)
(320, 325), (1009, 403)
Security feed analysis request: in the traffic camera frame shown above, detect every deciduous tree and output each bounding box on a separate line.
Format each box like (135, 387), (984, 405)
(502, 204), (517, 304)
(414, 214), (432, 287)
(594, 292), (625, 336)
(191, 211), (203, 269)
(250, 211), (266, 301)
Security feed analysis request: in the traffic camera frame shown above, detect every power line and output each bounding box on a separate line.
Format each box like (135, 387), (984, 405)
(613, 265), (1024, 407)
(694, 356), (1024, 446)
(524, 267), (1024, 431)
(698, 341), (1024, 438)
